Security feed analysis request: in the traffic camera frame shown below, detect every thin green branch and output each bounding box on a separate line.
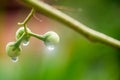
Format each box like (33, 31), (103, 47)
(14, 33), (26, 47)
(28, 32), (44, 40)
(20, 0), (120, 49)
(23, 8), (35, 25)
(18, 8), (35, 33)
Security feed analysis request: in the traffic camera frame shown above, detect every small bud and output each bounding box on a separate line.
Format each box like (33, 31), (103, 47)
(16, 27), (31, 46)
(43, 31), (60, 46)
(6, 42), (21, 58)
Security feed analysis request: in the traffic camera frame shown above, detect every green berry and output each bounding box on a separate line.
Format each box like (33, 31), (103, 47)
(43, 31), (60, 45)
(6, 42), (21, 57)
(16, 27), (31, 45)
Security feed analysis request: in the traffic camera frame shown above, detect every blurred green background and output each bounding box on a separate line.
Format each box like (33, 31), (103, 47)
(0, 0), (120, 80)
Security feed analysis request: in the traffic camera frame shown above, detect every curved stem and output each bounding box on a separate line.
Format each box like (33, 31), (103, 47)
(28, 32), (44, 40)
(24, 24), (27, 34)
(21, 0), (120, 49)
(14, 33), (26, 47)
(15, 8), (35, 47)
(22, 8), (35, 25)
(18, 8), (35, 33)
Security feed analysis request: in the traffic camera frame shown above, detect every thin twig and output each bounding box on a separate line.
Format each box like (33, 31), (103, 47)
(21, 0), (120, 49)
(18, 8), (35, 33)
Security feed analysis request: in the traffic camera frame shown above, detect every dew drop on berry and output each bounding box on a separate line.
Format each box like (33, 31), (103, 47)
(23, 41), (29, 46)
(11, 57), (19, 62)
(46, 45), (55, 51)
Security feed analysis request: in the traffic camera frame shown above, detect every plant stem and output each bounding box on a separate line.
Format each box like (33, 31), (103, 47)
(15, 8), (35, 46)
(28, 32), (44, 40)
(20, 0), (120, 49)
(23, 8), (35, 25)
(18, 8), (35, 33)
(14, 33), (26, 47)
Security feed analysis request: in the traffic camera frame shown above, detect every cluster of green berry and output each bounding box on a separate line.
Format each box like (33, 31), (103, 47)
(6, 27), (60, 62)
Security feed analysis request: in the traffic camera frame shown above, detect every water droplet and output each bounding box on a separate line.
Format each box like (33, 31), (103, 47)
(23, 41), (29, 46)
(11, 57), (19, 62)
(46, 45), (55, 51)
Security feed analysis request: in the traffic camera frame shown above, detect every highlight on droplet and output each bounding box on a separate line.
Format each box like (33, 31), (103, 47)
(11, 57), (19, 62)
(22, 41), (29, 46)
(46, 45), (55, 51)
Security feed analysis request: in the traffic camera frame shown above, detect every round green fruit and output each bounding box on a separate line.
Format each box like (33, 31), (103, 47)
(6, 42), (21, 57)
(43, 31), (60, 45)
